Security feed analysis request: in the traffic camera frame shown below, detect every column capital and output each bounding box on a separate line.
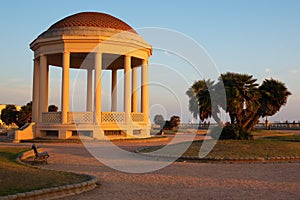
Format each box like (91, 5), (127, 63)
(125, 54), (132, 58)
(142, 59), (148, 64)
(94, 51), (102, 56)
(39, 54), (46, 59)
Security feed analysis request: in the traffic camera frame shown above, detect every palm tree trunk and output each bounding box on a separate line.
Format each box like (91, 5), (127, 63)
(212, 112), (224, 127)
(244, 113), (261, 133)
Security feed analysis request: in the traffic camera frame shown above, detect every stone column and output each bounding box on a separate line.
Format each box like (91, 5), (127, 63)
(131, 67), (138, 112)
(124, 55), (131, 123)
(61, 52), (70, 124)
(38, 54), (47, 123)
(32, 59), (40, 122)
(45, 65), (49, 110)
(111, 69), (117, 112)
(141, 59), (149, 121)
(86, 68), (93, 112)
(94, 52), (102, 124)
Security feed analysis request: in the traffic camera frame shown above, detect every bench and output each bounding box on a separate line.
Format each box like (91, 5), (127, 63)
(32, 144), (49, 164)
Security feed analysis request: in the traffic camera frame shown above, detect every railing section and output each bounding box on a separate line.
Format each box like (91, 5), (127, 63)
(42, 112), (62, 123)
(101, 112), (145, 123)
(131, 113), (144, 122)
(68, 112), (93, 124)
(42, 112), (145, 124)
(101, 112), (125, 123)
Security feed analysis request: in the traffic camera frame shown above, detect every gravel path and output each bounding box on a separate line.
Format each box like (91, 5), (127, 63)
(26, 138), (300, 200)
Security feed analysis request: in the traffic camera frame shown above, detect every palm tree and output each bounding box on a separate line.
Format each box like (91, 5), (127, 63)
(187, 73), (291, 139)
(186, 80), (212, 121)
(196, 80), (213, 122)
(244, 79), (291, 132)
(186, 87), (199, 120)
(186, 79), (223, 126)
(259, 79), (291, 116)
(220, 72), (259, 127)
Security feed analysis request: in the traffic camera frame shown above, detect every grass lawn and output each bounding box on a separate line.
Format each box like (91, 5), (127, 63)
(0, 147), (90, 196)
(140, 133), (300, 158)
(251, 129), (294, 137)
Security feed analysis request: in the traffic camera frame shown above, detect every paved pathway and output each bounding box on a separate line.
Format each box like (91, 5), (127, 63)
(23, 137), (300, 200)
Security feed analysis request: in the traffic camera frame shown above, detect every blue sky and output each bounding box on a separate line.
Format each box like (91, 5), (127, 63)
(0, 0), (300, 122)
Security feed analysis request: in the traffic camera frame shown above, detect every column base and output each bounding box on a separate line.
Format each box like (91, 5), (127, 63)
(58, 130), (72, 139)
(92, 128), (105, 140)
(140, 128), (150, 138)
(125, 129), (133, 137)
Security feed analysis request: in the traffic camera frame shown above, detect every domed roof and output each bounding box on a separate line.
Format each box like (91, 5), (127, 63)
(48, 12), (136, 33)
(30, 12), (152, 69)
(31, 11), (152, 59)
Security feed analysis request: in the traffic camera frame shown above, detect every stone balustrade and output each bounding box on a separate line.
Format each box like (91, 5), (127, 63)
(67, 112), (94, 124)
(42, 112), (62, 123)
(41, 112), (145, 124)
